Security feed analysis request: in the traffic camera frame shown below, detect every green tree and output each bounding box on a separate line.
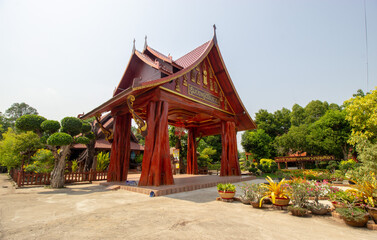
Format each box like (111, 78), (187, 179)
(274, 125), (309, 156)
(241, 129), (274, 160)
(5, 102), (38, 127)
(344, 88), (377, 144)
(131, 126), (145, 146)
(197, 147), (217, 167)
(15, 115), (92, 188)
(255, 108), (291, 138)
(306, 110), (351, 159)
(304, 100), (329, 124)
(199, 135), (222, 162)
(290, 104), (306, 127)
(0, 128), (42, 171)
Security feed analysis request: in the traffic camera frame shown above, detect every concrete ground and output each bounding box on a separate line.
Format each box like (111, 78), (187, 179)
(0, 174), (375, 240)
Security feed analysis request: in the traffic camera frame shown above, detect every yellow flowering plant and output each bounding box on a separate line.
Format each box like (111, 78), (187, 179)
(259, 176), (290, 207)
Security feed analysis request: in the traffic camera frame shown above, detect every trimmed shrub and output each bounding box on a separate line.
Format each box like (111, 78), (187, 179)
(47, 132), (73, 146)
(74, 136), (90, 145)
(41, 120), (60, 133)
(85, 132), (95, 140)
(61, 117), (82, 136)
(81, 122), (91, 133)
(15, 115), (46, 132)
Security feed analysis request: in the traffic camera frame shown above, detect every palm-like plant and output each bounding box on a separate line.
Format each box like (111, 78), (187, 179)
(259, 176), (290, 207)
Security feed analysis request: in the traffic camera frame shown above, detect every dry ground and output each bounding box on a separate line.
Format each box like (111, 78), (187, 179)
(0, 174), (376, 240)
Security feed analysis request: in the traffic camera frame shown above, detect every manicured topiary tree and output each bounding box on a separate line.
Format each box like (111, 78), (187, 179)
(47, 117), (90, 188)
(15, 115), (92, 188)
(15, 115), (46, 136)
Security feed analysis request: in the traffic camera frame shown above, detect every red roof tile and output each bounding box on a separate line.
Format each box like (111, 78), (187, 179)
(175, 41), (211, 68)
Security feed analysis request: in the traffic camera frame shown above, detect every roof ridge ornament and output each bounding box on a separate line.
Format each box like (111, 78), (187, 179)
(144, 35), (148, 51)
(213, 24), (217, 45)
(132, 38), (136, 53)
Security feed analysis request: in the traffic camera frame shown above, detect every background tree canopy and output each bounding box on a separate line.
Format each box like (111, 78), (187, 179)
(242, 99), (350, 161)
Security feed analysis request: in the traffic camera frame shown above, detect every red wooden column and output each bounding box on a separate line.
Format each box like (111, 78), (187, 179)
(186, 128), (198, 174)
(139, 101), (174, 186)
(107, 113), (132, 182)
(220, 121), (241, 176)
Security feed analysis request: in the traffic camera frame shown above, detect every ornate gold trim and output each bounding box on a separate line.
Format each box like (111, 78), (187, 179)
(94, 113), (113, 141)
(206, 56), (235, 114)
(127, 95), (148, 136)
(160, 86), (234, 116)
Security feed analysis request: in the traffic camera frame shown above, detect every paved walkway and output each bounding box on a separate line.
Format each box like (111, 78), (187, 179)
(0, 173), (376, 240)
(97, 174), (256, 196)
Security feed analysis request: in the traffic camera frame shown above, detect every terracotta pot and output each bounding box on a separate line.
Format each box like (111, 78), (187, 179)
(311, 207), (329, 215)
(274, 197), (290, 206)
(218, 191), (235, 200)
(367, 207), (377, 223)
(290, 208), (310, 217)
(251, 201), (263, 208)
(240, 198), (251, 205)
(343, 215), (369, 227)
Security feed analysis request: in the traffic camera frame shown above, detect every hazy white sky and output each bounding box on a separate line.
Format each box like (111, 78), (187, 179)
(1, 0), (376, 123)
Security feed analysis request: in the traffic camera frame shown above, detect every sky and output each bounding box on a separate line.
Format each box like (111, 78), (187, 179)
(1, 0), (377, 149)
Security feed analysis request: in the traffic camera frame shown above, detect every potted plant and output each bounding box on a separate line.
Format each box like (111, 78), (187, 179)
(331, 170), (344, 184)
(306, 181), (330, 215)
(287, 182), (310, 217)
(260, 176), (290, 207)
(217, 183), (236, 200)
(336, 204), (369, 227)
(239, 183), (252, 204)
(247, 183), (267, 208)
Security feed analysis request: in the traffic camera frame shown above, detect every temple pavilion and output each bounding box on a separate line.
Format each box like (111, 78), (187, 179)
(81, 26), (257, 186)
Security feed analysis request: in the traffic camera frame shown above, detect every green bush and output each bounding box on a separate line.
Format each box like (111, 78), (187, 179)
(326, 160), (339, 172)
(61, 117), (82, 136)
(339, 159), (357, 172)
(85, 132), (95, 140)
(24, 149), (54, 173)
(47, 132), (73, 146)
(41, 120), (60, 133)
(15, 115), (46, 132)
(71, 159), (78, 172)
(96, 152), (110, 171)
(81, 122), (91, 133)
(74, 136), (90, 145)
(259, 159), (278, 173)
(135, 153), (143, 164)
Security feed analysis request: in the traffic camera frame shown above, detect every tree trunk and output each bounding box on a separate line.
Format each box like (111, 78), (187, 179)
(187, 128), (198, 174)
(84, 139), (96, 172)
(341, 144), (349, 160)
(139, 101), (174, 186)
(50, 145), (71, 188)
(220, 121), (240, 176)
(107, 113), (131, 182)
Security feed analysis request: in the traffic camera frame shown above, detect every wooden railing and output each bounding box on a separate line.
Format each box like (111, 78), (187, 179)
(9, 169), (107, 187)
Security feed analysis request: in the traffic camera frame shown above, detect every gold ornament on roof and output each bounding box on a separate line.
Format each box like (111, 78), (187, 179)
(202, 62), (208, 87)
(183, 74), (188, 86)
(175, 78), (181, 92)
(195, 66), (201, 85)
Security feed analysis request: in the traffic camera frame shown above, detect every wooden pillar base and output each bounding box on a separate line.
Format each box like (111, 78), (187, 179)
(220, 121), (240, 176)
(187, 128), (198, 174)
(139, 101), (174, 186)
(107, 113), (132, 182)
